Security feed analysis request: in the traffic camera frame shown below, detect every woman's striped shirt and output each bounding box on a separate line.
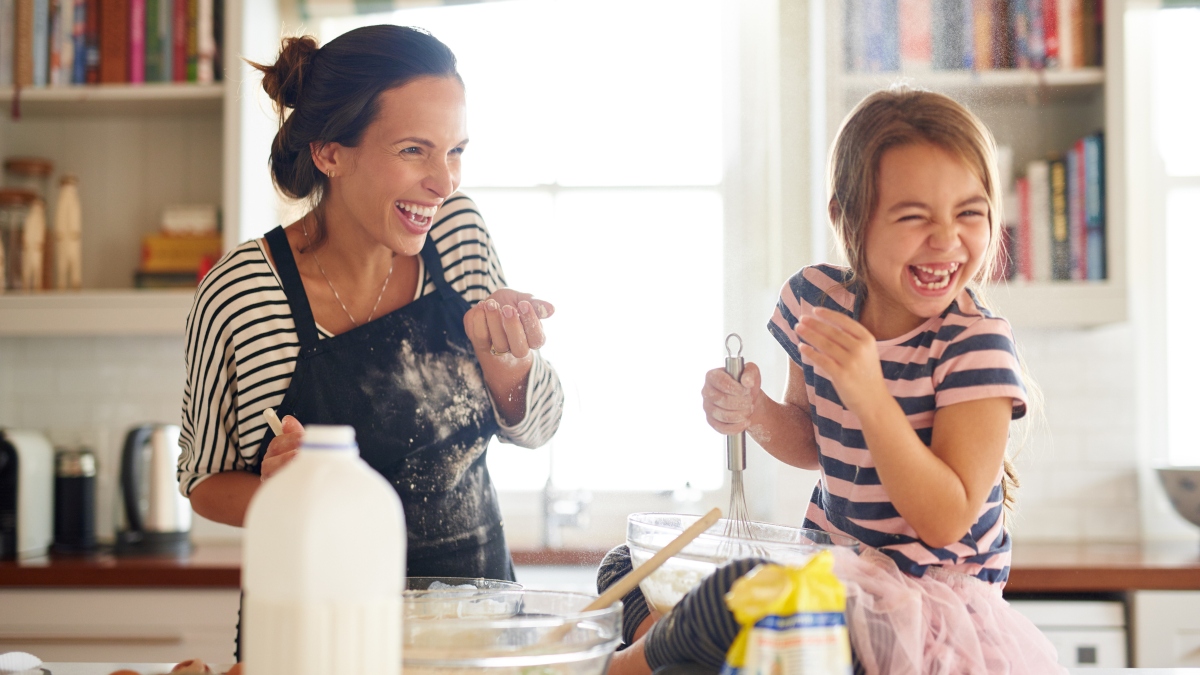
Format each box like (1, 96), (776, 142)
(178, 193), (564, 497)
(768, 264), (1027, 584)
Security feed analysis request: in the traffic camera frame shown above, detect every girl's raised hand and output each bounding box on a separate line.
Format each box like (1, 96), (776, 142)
(701, 361), (763, 435)
(794, 308), (889, 415)
(464, 289), (554, 362)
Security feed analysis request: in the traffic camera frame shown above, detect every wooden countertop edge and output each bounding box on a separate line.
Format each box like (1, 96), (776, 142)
(1005, 567), (1200, 593)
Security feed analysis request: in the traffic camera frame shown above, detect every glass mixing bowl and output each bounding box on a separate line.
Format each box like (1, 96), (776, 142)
(403, 589), (621, 675)
(626, 512), (860, 613)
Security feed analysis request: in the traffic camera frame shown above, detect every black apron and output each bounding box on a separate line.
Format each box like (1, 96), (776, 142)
(236, 227), (516, 659)
(260, 225), (512, 577)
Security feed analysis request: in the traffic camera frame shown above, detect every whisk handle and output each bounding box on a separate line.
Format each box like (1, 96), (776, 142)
(725, 355), (746, 471)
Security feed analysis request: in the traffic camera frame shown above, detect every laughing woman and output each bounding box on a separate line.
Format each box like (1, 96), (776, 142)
(178, 26), (562, 583)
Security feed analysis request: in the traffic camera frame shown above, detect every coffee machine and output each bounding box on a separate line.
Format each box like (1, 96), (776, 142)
(115, 424), (192, 556)
(0, 429), (54, 560)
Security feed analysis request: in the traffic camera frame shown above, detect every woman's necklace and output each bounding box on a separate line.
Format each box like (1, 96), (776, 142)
(301, 218), (394, 328)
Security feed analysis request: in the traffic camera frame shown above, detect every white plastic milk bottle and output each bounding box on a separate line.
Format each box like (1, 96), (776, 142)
(242, 424), (405, 675)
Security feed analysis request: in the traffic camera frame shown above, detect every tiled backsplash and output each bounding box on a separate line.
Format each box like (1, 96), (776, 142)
(0, 324), (1145, 545)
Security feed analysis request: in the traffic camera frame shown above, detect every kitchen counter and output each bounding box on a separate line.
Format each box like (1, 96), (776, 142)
(2, 541), (1198, 592)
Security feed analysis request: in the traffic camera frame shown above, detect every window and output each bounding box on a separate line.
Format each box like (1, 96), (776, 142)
(320, 0), (729, 492)
(1156, 8), (1200, 466)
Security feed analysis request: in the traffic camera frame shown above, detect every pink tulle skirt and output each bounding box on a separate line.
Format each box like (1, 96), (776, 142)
(832, 547), (1067, 675)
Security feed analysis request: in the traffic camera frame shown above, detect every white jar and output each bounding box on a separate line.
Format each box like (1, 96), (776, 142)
(242, 425), (405, 675)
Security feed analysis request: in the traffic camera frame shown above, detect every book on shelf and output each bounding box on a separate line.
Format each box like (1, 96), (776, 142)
(0, 0), (218, 87)
(0, 0), (15, 86)
(843, 0), (1103, 73)
(1006, 132), (1106, 283)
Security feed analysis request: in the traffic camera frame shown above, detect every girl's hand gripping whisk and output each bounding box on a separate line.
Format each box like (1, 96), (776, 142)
(720, 334), (755, 546)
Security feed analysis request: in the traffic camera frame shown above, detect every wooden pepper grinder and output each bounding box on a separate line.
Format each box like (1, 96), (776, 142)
(54, 175), (82, 290)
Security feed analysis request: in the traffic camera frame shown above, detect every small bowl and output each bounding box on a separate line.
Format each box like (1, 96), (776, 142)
(1157, 467), (1200, 529)
(402, 589), (620, 675)
(627, 512), (859, 613)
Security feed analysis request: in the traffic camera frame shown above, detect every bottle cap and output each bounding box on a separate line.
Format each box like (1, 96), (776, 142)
(300, 424), (357, 451)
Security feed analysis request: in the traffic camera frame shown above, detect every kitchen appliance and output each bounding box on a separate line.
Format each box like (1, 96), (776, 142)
(115, 424), (192, 557)
(52, 448), (97, 554)
(0, 428), (54, 560)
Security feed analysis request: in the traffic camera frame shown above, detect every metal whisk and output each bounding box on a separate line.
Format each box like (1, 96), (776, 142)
(719, 333), (760, 558)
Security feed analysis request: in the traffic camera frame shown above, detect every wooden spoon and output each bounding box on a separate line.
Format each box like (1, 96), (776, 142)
(543, 507), (723, 643)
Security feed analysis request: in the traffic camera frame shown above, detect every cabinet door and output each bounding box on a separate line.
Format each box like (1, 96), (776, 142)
(1133, 590), (1200, 667)
(0, 588), (239, 665)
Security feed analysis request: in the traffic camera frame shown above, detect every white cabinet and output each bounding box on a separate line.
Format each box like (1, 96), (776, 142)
(820, 0), (1127, 328)
(1132, 590), (1200, 668)
(0, 0), (279, 336)
(0, 588), (240, 664)
(1009, 599), (1128, 668)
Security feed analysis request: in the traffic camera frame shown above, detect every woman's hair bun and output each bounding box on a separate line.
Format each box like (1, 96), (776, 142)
(257, 36), (319, 110)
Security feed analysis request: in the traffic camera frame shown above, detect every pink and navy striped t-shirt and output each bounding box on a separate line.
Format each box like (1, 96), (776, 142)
(768, 264), (1028, 584)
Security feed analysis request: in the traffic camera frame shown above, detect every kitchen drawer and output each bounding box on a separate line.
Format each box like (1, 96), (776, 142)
(1009, 599), (1128, 668)
(0, 588), (239, 664)
(1132, 590), (1200, 667)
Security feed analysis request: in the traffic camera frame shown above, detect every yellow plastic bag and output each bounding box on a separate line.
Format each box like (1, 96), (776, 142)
(720, 551), (852, 675)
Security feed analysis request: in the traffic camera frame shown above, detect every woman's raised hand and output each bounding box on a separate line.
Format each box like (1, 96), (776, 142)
(260, 415), (304, 481)
(701, 361), (763, 435)
(463, 289), (554, 362)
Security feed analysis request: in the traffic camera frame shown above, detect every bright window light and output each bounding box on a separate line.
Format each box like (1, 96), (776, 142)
(320, 0), (727, 491)
(1157, 9), (1200, 466)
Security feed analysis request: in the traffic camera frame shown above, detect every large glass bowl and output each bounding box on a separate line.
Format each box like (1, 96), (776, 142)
(403, 589), (621, 675)
(627, 512), (860, 613)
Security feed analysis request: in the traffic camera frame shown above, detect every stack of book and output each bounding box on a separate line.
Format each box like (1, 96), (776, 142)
(1000, 131), (1105, 283)
(135, 203), (220, 288)
(845, 0), (1104, 73)
(0, 0), (223, 88)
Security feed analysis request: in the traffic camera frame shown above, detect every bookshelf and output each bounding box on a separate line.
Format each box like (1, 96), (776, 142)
(823, 0), (1126, 329)
(0, 0), (278, 337)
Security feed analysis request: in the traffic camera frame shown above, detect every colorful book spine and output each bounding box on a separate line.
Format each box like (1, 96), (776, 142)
(185, 0), (196, 81)
(49, 0), (61, 85)
(1064, 143), (1084, 280)
(98, 0), (129, 82)
(144, 0), (159, 80)
(1027, 0), (1045, 68)
(1049, 156), (1069, 281)
(160, 0), (171, 80)
(0, 0), (15, 86)
(972, 0), (993, 70)
(1016, 176), (1031, 281)
(863, 0), (900, 72)
(196, 0), (210, 82)
(898, 0), (932, 70)
(1029, 159), (1052, 281)
(58, 0), (73, 84)
(1084, 132), (1106, 280)
(932, 0), (965, 69)
(71, 0), (84, 82)
(129, 0), (144, 82)
(1010, 0), (1030, 68)
(1057, 0), (1076, 68)
(1042, 0), (1059, 67)
(33, 0), (49, 85)
(83, 0), (97, 82)
(171, 0), (184, 80)
(14, 0), (33, 87)
(993, 0), (1014, 68)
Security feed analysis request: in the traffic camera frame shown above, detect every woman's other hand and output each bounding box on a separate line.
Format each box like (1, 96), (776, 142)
(261, 415), (303, 481)
(463, 288), (554, 361)
(702, 361), (763, 436)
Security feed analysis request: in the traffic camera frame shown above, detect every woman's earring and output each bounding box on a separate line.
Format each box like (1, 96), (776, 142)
(327, 170), (335, 178)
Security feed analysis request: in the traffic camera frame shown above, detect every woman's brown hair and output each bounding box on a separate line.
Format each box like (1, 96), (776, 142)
(249, 25), (460, 248)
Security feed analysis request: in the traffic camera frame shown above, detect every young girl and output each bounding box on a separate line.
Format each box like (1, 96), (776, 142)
(694, 87), (1063, 672)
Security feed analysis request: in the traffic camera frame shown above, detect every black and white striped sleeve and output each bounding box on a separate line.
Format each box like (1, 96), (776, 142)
(178, 241), (298, 497)
(428, 193), (565, 449)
